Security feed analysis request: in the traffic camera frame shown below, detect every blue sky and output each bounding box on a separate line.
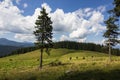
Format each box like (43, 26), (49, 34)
(14, 0), (113, 16)
(0, 0), (115, 44)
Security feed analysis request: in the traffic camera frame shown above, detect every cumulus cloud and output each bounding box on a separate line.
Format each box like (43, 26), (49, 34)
(60, 35), (69, 41)
(41, 3), (51, 13)
(51, 9), (85, 32)
(60, 35), (87, 42)
(97, 6), (106, 12)
(50, 6), (106, 41)
(0, 0), (23, 32)
(78, 38), (87, 42)
(0, 0), (106, 42)
(0, 0), (41, 41)
(16, 0), (21, 5)
(14, 33), (35, 42)
(89, 11), (104, 23)
(69, 28), (88, 39)
(52, 38), (57, 42)
(23, 3), (28, 8)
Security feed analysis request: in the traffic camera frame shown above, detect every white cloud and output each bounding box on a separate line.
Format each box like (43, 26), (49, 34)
(89, 11), (104, 23)
(23, 3), (28, 8)
(60, 35), (69, 41)
(41, 3), (51, 13)
(78, 38), (87, 42)
(69, 28), (88, 39)
(60, 35), (87, 43)
(16, 0), (21, 5)
(84, 8), (91, 13)
(97, 6), (106, 12)
(51, 7), (106, 41)
(0, 0), (41, 41)
(0, 1), (106, 42)
(14, 34), (35, 42)
(0, 0), (23, 32)
(51, 9), (80, 32)
(0, 31), (8, 35)
(101, 39), (105, 44)
(52, 38), (57, 42)
(0, 0), (40, 33)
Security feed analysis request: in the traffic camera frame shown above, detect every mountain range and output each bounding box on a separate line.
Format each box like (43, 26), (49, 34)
(0, 38), (34, 47)
(0, 38), (34, 57)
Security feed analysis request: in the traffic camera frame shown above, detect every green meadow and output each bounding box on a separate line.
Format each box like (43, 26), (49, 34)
(0, 49), (120, 80)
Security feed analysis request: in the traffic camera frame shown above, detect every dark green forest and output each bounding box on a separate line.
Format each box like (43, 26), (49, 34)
(9, 41), (120, 57)
(0, 45), (20, 58)
(53, 41), (120, 55)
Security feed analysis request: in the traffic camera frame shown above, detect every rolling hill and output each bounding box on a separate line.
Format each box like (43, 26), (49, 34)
(0, 49), (120, 80)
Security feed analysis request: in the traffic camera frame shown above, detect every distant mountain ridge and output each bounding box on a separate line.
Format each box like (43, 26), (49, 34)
(0, 45), (20, 57)
(0, 38), (34, 47)
(0, 38), (34, 57)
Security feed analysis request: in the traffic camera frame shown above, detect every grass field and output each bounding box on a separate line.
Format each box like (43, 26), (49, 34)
(0, 49), (120, 80)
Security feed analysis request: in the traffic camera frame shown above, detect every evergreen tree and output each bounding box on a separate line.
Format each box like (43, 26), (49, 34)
(34, 8), (53, 69)
(113, 0), (120, 17)
(103, 1), (119, 61)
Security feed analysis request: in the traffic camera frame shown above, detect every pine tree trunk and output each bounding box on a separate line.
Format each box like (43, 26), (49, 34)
(109, 40), (111, 62)
(40, 48), (43, 69)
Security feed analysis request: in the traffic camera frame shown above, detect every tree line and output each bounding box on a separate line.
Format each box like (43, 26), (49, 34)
(10, 46), (38, 55)
(53, 41), (120, 56)
(8, 41), (120, 56)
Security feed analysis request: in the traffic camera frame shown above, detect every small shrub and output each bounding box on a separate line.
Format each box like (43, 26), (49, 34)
(58, 61), (62, 65)
(82, 57), (85, 60)
(92, 62), (96, 66)
(69, 57), (72, 60)
(49, 62), (53, 66)
(9, 59), (13, 61)
(76, 57), (78, 59)
(49, 61), (62, 66)
(37, 59), (39, 61)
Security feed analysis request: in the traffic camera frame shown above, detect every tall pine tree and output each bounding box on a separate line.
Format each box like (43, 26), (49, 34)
(34, 8), (53, 69)
(103, 0), (119, 62)
(113, 0), (120, 17)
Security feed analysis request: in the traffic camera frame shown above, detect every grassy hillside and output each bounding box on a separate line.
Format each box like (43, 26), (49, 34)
(0, 49), (75, 71)
(0, 49), (120, 80)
